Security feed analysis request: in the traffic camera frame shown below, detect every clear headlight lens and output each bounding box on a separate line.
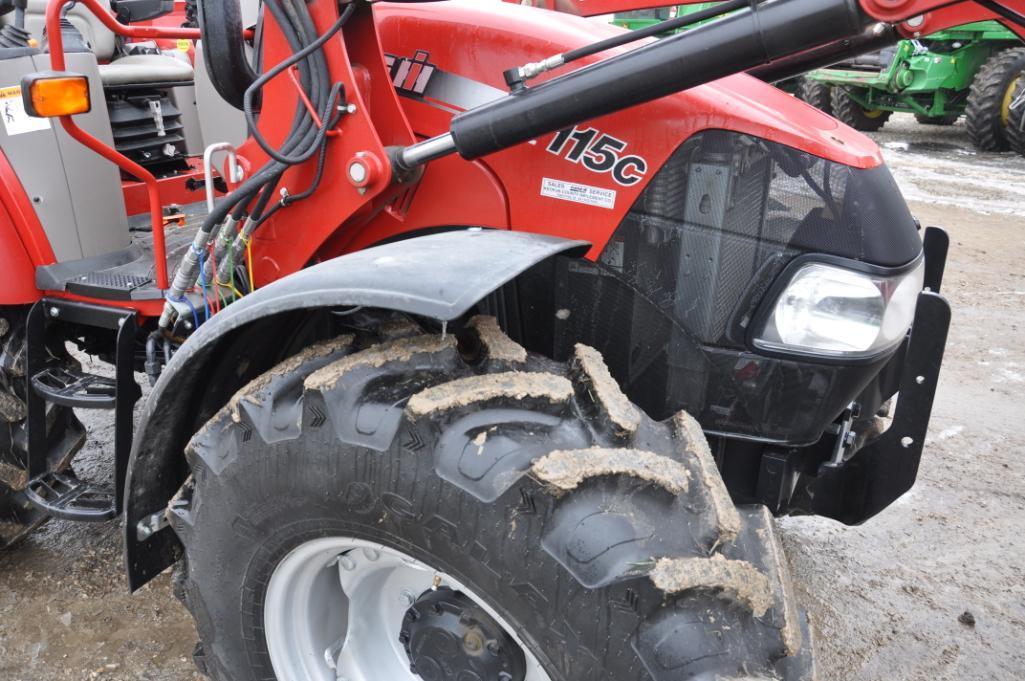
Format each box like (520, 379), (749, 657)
(754, 260), (924, 358)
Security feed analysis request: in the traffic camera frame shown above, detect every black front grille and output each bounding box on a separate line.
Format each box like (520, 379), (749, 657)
(550, 130), (921, 444)
(107, 92), (189, 175)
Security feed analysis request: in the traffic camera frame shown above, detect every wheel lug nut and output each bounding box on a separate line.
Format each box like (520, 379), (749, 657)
(338, 555), (356, 571)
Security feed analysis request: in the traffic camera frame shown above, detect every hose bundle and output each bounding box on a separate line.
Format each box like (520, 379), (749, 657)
(160, 0), (352, 329)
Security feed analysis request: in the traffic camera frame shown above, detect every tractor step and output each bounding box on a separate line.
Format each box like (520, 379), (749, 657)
(24, 299), (142, 521)
(31, 366), (118, 409)
(24, 471), (116, 522)
(34, 201), (207, 301)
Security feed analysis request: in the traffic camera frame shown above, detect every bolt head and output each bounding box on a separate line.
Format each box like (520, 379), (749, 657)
(49, 306), (60, 317)
(346, 103), (357, 114)
(348, 161), (368, 184)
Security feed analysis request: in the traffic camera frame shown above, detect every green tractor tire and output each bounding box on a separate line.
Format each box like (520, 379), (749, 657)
(798, 78), (833, 116)
(914, 113), (960, 126)
(831, 87), (892, 132)
(966, 47), (1025, 152)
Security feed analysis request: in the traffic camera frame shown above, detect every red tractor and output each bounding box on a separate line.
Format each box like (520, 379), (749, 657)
(1, 0), (1021, 678)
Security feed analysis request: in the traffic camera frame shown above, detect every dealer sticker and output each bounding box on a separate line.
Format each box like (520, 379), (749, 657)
(541, 177), (617, 210)
(0, 86), (51, 136)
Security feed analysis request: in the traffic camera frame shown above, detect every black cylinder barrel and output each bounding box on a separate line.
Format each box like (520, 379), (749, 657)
(749, 23), (899, 84)
(450, 0), (870, 160)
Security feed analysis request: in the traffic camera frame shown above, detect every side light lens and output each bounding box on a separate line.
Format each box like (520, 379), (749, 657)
(22, 73), (91, 118)
(754, 260), (924, 358)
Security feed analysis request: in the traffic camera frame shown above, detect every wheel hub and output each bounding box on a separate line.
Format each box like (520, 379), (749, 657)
(400, 586), (526, 681)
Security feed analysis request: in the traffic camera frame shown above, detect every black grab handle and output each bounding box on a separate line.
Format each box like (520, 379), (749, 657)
(197, 0), (257, 111)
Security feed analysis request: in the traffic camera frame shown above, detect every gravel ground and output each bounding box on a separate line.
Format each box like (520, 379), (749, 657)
(1, 114), (1023, 680)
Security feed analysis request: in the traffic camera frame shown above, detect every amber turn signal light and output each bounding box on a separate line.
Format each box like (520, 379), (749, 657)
(21, 72), (91, 118)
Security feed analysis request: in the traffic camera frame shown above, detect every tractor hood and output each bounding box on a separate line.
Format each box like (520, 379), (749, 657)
(374, 0), (885, 170)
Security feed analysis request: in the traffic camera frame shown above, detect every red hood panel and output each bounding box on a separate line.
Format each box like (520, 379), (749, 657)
(375, 0), (884, 170)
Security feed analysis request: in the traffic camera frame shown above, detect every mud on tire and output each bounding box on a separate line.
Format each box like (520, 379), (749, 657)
(170, 316), (814, 681)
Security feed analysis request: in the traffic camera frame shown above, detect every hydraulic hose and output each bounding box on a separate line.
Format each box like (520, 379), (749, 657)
(160, 0), (348, 328)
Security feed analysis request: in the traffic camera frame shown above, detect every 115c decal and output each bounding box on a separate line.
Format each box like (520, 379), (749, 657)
(546, 126), (648, 186)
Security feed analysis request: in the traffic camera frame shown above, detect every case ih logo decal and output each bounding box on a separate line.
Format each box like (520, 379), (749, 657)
(385, 51), (436, 97)
(385, 51), (506, 114)
(547, 126), (648, 186)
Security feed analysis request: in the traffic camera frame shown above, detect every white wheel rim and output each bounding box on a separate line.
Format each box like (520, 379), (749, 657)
(263, 536), (551, 681)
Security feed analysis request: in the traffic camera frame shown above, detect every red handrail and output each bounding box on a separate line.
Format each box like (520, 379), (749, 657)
(45, 0), (202, 290)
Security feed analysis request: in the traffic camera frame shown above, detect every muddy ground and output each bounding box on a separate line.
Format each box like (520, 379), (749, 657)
(1, 114), (1023, 680)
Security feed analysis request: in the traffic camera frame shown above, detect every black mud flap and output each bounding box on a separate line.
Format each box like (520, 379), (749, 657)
(811, 291), (951, 525)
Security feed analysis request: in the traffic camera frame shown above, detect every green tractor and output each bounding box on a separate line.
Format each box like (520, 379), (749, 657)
(613, 10), (1025, 153)
(802, 21), (1025, 151)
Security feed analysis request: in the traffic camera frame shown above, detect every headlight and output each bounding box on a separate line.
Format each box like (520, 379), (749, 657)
(753, 259), (924, 359)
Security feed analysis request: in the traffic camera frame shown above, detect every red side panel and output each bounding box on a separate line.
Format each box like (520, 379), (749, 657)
(0, 210), (40, 304)
(0, 150), (51, 305)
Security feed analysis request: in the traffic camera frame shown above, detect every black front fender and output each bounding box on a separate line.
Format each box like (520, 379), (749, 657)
(123, 230), (588, 590)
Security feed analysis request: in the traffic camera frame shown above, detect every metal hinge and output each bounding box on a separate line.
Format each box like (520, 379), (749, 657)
(136, 509), (170, 541)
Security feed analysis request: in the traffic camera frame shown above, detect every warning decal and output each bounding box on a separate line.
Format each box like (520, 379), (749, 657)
(0, 85), (51, 136)
(541, 177), (617, 210)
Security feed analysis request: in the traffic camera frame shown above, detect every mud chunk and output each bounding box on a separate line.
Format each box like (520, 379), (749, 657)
(532, 447), (689, 494)
(229, 334), (355, 420)
(673, 410), (741, 542)
(407, 372), (572, 417)
(0, 387), (26, 423)
(650, 555), (773, 617)
(571, 344), (641, 435)
(468, 316), (527, 364)
(305, 334), (445, 392)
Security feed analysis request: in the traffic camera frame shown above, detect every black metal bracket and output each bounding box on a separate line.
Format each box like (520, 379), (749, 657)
(923, 226), (949, 294)
(811, 291), (951, 525)
(25, 298), (142, 519)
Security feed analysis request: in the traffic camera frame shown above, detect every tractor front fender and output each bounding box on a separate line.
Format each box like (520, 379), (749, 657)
(124, 230), (588, 590)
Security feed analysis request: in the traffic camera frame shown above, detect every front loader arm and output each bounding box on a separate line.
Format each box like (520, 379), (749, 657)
(407, 0), (1025, 170)
(510, 0), (1025, 38)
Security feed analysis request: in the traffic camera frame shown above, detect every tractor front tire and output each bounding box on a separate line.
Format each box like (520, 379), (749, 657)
(799, 78), (833, 116)
(0, 309), (85, 550)
(914, 113), (960, 126)
(831, 87), (891, 132)
(170, 318), (813, 681)
(966, 47), (1025, 152)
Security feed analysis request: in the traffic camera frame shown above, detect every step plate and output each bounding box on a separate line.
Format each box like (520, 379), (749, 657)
(31, 366), (117, 409)
(25, 471), (116, 522)
(66, 272), (152, 301)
